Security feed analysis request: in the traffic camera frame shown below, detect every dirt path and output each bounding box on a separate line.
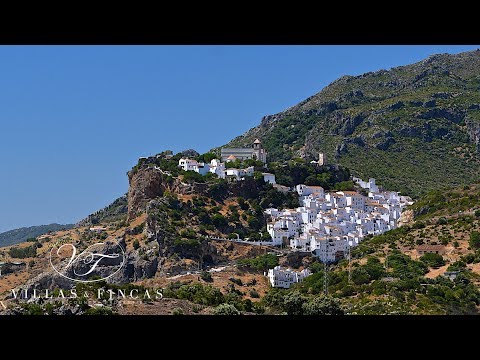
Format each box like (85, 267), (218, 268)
(425, 264), (449, 279)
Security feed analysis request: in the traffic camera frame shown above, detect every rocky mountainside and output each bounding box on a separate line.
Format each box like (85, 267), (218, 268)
(0, 223), (73, 248)
(222, 50), (480, 198)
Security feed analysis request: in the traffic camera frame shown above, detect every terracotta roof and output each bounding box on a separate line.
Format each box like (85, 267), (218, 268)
(339, 191), (360, 195)
(227, 155), (237, 160)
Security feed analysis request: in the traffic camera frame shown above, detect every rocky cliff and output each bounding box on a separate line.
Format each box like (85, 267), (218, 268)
(127, 166), (208, 220)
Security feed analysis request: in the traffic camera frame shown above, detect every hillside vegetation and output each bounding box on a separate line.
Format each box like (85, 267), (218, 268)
(257, 183), (480, 315)
(223, 50), (480, 198)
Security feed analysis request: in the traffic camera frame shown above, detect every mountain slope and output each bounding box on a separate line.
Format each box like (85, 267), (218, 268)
(76, 195), (128, 227)
(0, 224), (74, 248)
(222, 50), (480, 198)
(261, 182), (480, 315)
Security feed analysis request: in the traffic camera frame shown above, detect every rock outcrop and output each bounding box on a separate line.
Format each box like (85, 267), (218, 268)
(127, 166), (208, 220)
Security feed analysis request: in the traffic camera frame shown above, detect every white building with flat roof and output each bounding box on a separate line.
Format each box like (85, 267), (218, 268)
(266, 266), (311, 288)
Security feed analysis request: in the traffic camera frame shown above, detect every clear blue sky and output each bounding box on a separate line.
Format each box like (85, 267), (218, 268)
(0, 45), (478, 233)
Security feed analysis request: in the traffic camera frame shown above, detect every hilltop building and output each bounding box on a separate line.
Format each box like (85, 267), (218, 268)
(221, 139), (267, 164)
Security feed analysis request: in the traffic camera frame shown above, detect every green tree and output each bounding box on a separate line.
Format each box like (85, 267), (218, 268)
(182, 170), (205, 183)
(469, 231), (480, 249)
(133, 239), (140, 250)
(262, 288), (285, 309)
(420, 253), (445, 268)
(351, 267), (371, 285)
(238, 254), (279, 271)
(364, 257), (385, 280)
(302, 296), (345, 315)
(309, 261), (323, 274)
(283, 290), (306, 315)
(211, 214), (228, 228)
(199, 152), (217, 164)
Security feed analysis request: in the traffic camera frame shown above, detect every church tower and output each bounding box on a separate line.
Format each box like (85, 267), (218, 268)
(252, 139), (267, 163)
(318, 152), (327, 166)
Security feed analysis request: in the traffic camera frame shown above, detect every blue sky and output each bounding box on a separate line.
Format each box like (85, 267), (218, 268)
(0, 45), (478, 232)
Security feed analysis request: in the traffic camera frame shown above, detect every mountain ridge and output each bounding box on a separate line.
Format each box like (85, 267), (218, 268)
(0, 223), (74, 248)
(221, 50), (480, 198)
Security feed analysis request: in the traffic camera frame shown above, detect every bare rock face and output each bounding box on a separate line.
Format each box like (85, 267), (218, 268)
(127, 167), (167, 220)
(466, 118), (480, 152)
(398, 209), (414, 227)
(127, 167), (209, 220)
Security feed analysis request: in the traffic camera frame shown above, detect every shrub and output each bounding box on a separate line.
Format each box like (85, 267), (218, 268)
(238, 254), (279, 271)
(283, 290), (306, 315)
(172, 308), (184, 315)
(351, 267), (371, 285)
(132, 239), (140, 250)
(21, 303), (44, 315)
(469, 231), (480, 249)
(183, 170), (205, 183)
(309, 261), (323, 274)
(363, 257), (385, 280)
(437, 217), (448, 225)
(249, 290), (260, 298)
(9, 244), (37, 259)
(85, 306), (114, 315)
(420, 253), (445, 268)
(200, 271), (213, 282)
(174, 283), (224, 306)
(302, 296), (344, 315)
(475, 210), (480, 218)
(229, 277), (243, 286)
(131, 223), (145, 235)
(211, 214), (228, 228)
(262, 288), (285, 309)
(213, 303), (240, 315)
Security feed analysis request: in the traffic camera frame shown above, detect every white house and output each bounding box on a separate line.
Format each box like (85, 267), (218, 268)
(296, 184), (325, 198)
(262, 173), (276, 185)
(193, 162), (210, 175)
(266, 266), (311, 288)
(325, 193), (347, 208)
(311, 236), (348, 263)
(178, 158), (199, 172)
(353, 177), (379, 193)
(339, 191), (366, 210)
(209, 159), (226, 179)
(225, 166), (255, 181)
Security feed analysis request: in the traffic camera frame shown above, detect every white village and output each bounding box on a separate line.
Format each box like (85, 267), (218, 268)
(177, 139), (413, 289)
